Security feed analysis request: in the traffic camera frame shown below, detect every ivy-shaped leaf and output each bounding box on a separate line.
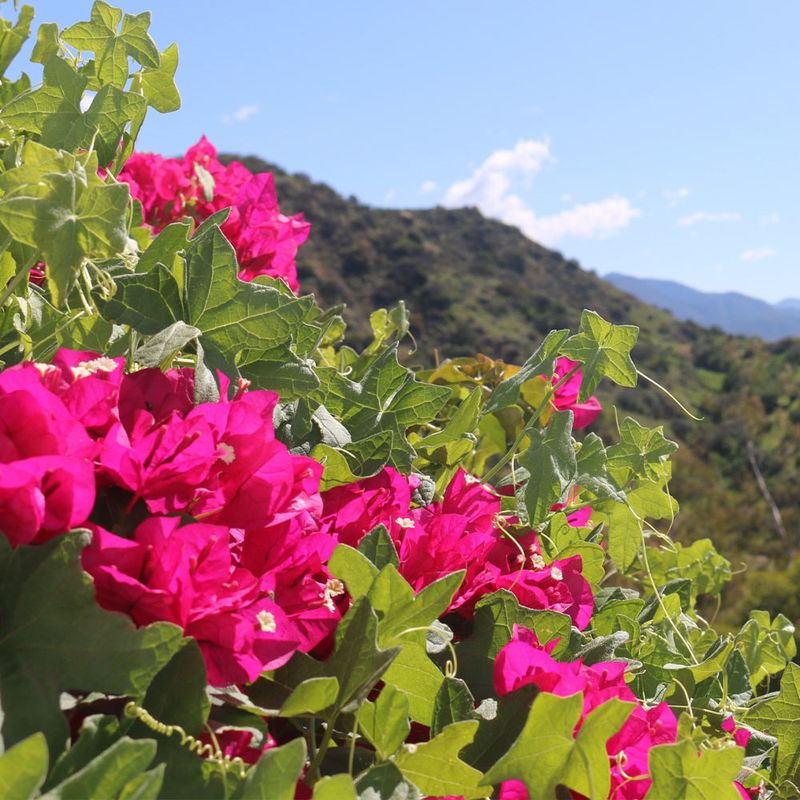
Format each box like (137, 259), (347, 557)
(520, 410), (577, 526)
(394, 720), (489, 800)
(560, 310), (638, 401)
(63, 1), (160, 88)
(483, 692), (633, 799)
(356, 685), (410, 760)
(97, 224), (322, 393)
(607, 417), (678, 483)
(747, 663), (800, 784)
(646, 739), (744, 799)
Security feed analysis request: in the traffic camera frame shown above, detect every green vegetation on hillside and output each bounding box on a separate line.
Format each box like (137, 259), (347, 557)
(230, 155), (800, 633)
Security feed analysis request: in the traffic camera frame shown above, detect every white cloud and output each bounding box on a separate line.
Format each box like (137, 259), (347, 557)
(223, 104), (259, 125)
(676, 211), (741, 227)
(759, 212), (780, 226)
(442, 139), (640, 245)
(663, 187), (690, 206)
(419, 180), (438, 194)
(740, 247), (775, 262)
(384, 189), (396, 202)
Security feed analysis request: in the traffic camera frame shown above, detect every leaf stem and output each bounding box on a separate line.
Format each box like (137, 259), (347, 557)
(306, 716), (335, 785)
(0, 263), (29, 308)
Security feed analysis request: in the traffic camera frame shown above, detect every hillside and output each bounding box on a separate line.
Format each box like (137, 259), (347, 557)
(605, 272), (800, 340)
(228, 154), (800, 625)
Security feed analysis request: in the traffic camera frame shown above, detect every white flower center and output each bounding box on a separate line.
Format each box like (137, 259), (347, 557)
(256, 610), (276, 632)
(395, 517), (415, 529)
(217, 442), (236, 464)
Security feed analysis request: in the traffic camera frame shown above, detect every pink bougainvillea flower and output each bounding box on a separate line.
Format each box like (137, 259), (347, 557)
(120, 137), (310, 291)
(721, 715), (752, 748)
(82, 518), (299, 685)
(550, 357), (602, 429)
(0, 362), (97, 545)
(319, 466), (419, 547)
(494, 625), (677, 799)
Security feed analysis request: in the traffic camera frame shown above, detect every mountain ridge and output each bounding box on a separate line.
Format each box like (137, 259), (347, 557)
(605, 272), (800, 341)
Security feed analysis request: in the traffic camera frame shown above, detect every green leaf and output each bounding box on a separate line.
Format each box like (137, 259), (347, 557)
(394, 720), (488, 800)
(31, 22), (60, 64)
(355, 763), (421, 800)
(135, 320), (201, 367)
(117, 766), (165, 800)
(0, 733), (48, 800)
(142, 44), (181, 114)
(432, 677), (475, 737)
(382, 643), (444, 726)
(0, 5), (34, 75)
(461, 685), (537, 773)
(98, 225), (321, 391)
(374, 568), (465, 646)
(484, 693), (633, 800)
(328, 544), (379, 601)
(417, 387), (482, 451)
(137, 641), (209, 734)
(607, 418), (678, 483)
(325, 598), (400, 713)
(357, 524), (400, 570)
(239, 738), (306, 800)
(135, 218), (192, 273)
(736, 611), (797, 689)
(646, 739), (744, 799)
(747, 662), (800, 783)
(0, 532), (183, 757)
(0, 149), (129, 306)
(575, 432), (625, 502)
(1, 56), (85, 135)
(316, 346), (451, 470)
(311, 444), (361, 491)
(520, 410), (577, 526)
(279, 676), (339, 717)
(63, 3), (160, 88)
(356, 685), (410, 760)
(485, 328), (570, 413)
(42, 737), (158, 800)
(560, 310), (638, 400)
(313, 775), (356, 800)
(599, 502), (642, 573)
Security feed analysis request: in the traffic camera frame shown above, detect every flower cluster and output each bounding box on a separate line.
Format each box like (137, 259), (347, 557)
(0, 349), (598, 688)
(0, 350), (335, 685)
(120, 137), (310, 290)
(319, 466), (594, 628)
(494, 626), (678, 800)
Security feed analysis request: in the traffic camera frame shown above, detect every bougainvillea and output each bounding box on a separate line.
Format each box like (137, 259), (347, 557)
(120, 136), (310, 290)
(0, 3), (793, 800)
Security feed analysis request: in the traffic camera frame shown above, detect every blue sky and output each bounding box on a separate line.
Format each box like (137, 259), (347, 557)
(27, 1), (800, 302)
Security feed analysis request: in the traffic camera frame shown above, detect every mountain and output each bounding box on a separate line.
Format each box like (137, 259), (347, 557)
(227, 155), (800, 626)
(605, 272), (800, 341)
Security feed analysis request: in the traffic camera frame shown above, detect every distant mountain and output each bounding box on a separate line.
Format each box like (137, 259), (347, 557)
(605, 273), (800, 341)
